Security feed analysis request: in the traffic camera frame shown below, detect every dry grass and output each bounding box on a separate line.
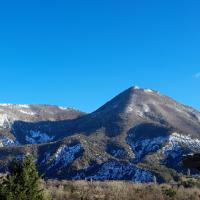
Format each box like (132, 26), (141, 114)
(43, 180), (200, 200)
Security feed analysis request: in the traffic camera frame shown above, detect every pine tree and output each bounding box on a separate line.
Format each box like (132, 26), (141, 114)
(0, 155), (46, 200)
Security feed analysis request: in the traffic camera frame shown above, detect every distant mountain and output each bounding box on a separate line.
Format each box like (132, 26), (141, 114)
(0, 104), (85, 146)
(0, 87), (200, 183)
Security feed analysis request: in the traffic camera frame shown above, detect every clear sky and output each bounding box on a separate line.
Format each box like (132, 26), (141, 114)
(0, 0), (200, 112)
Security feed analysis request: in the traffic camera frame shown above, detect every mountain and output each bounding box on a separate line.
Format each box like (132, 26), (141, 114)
(0, 104), (85, 146)
(0, 87), (200, 183)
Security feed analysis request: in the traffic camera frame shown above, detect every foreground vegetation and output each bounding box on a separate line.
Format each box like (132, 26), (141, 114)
(0, 156), (46, 200)
(1, 156), (200, 199)
(43, 180), (200, 200)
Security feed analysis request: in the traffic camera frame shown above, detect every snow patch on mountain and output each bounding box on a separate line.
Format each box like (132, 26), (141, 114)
(128, 131), (200, 163)
(0, 104), (30, 108)
(85, 161), (153, 182)
(18, 105), (30, 108)
(0, 114), (10, 128)
(133, 86), (140, 90)
(58, 106), (68, 110)
(125, 92), (150, 116)
(0, 136), (17, 147)
(197, 115), (200, 122)
(48, 143), (82, 169)
(126, 94), (138, 113)
(0, 104), (12, 107)
(126, 103), (150, 116)
(162, 133), (200, 159)
(26, 131), (54, 144)
(127, 135), (167, 162)
(144, 89), (153, 93)
(143, 104), (150, 112)
(19, 110), (36, 116)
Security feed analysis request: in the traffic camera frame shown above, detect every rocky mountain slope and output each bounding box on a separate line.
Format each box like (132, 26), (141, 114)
(0, 104), (85, 146)
(0, 87), (200, 183)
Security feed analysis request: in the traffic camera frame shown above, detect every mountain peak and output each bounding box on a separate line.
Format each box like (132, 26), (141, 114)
(127, 86), (159, 94)
(1, 86), (200, 182)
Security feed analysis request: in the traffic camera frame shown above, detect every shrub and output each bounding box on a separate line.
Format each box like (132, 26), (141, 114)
(162, 188), (176, 198)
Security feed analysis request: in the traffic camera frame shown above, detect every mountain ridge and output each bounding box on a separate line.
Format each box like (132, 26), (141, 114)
(0, 86), (200, 183)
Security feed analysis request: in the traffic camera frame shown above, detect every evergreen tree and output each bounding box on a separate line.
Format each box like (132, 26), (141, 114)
(0, 155), (46, 200)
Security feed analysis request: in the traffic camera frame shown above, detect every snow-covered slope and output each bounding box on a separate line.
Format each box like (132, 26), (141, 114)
(0, 104), (85, 146)
(0, 104), (84, 123)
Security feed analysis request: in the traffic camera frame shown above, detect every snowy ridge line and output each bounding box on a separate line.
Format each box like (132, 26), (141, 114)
(0, 104), (30, 108)
(0, 103), (13, 106)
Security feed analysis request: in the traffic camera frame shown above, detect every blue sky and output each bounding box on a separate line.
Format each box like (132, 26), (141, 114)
(0, 0), (200, 112)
